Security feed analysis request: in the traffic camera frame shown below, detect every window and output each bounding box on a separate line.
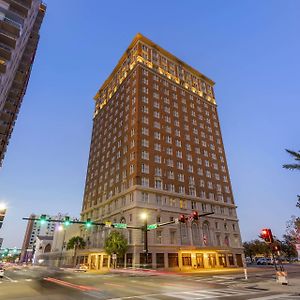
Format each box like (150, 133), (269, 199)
(154, 132), (161, 140)
(154, 155), (162, 163)
(141, 177), (149, 187)
(176, 151), (182, 158)
(166, 136), (172, 144)
(154, 111), (160, 118)
(154, 143), (161, 151)
(178, 174), (184, 182)
(141, 150), (149, 160)
(155, 167), (162, 176)
(141, 192), (149, 202)
(142, 139), (149, 147)
(142, 116), (148, 124)
(166, 147), (173, 155)
(155, 179), (162, 189)
(156, 230), (162, 244)
(142, 96), (148, 103)
(156, 194), (162, 205)
(179, 199), (186, 209)
(175, 140), (181, 147)
(142, 127), (149, 135)
(170, 230), (176, 244)
(141, 163), (149, 174)
(189, 201), (196, 210)
(182, 253), (192, 266)
(167, 171), (174, 179)
(177, 162), (184, 170)
(178, 186), (185, 194)
(129, 164), (134, 174)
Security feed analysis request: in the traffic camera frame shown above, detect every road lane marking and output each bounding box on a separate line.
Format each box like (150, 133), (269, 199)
(4, 275), (14, 282)
(25, 279), (32, 281)
(248, 295), (294, 300)
(43, 277), (101, 292)
(104, 282), (125, 288)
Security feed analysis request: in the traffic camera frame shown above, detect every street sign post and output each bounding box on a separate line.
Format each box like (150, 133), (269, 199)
(113, 223), (127, 229)
(147, 224), (158, 230)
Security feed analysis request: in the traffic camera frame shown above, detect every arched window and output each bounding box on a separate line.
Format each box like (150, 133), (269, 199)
(120, 217), (126, 224)
(44, 244), (51, 253)
(202, 221), (211, 246)
(224, 235), (230, 246)
(191, 221), (201, 245)
(180, 223), (189, 245)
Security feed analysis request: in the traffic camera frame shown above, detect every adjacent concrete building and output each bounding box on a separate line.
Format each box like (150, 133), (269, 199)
(0, 0), (46, 167)
(80, 33), (243, 270)
(20, 213), (60, 263)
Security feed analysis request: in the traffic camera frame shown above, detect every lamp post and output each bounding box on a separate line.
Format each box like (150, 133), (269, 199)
(58, 224), (66, 267)
(140, 212), (148, 267)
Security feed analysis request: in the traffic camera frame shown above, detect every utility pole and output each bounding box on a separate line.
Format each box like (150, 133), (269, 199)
(58, 226), (66, 267)
(143, 216), (148, 266)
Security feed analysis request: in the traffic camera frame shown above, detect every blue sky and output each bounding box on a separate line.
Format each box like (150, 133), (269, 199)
(0, 0), (299, 247)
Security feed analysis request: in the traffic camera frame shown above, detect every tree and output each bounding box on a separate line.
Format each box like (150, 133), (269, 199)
(286, 216), (300, 244)
(283, 149), (300, 208)
(104, 231), (128, 267)
(280, 235), (297, 259)
(283, 149), (300, 171)
(66, 236), (86, 267)
(243, 239), (271, 260)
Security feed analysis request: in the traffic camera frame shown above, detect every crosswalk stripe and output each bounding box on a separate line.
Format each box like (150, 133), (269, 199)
(246, 295), (294, 300)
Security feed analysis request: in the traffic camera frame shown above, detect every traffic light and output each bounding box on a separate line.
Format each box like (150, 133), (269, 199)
(39, 214), (47, 224)
(192, 211), (199, 220)
(64, 216), (71, 226)
(85, 218), (92, 228)
(179, 214), (186, 223)
(260, 228), (274, 244)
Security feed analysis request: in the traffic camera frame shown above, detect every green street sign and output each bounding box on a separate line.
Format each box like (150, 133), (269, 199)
(147, 224), (158, 230)
(113, 223), (127, 229)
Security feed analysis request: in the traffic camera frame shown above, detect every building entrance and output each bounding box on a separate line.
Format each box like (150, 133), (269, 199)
(196, 253), (204, 268)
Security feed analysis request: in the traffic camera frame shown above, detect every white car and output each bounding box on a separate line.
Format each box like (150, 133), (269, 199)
(0, 267), (4, 278)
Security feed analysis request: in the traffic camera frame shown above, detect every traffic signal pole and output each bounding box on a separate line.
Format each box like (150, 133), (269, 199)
(23, 211), (215, 269)
(143, 217), (148, 266)
(260, 228), (288, 285)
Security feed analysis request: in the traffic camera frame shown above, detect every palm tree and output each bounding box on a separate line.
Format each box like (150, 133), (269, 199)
(67, 236), (86, 267)
(283, 149), (300, 170)
(283, 149), (300, 208)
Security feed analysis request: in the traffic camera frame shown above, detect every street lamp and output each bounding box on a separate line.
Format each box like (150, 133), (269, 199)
(140, 212), (149, 267)
(0, 202), (7, 211)
(58, 224), (66, 267)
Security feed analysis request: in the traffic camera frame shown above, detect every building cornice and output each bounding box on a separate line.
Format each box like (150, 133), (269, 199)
(93, 33), (216, 114)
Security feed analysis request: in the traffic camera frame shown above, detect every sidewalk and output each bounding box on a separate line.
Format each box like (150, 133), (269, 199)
(109, 267), (246, 277)
(235, 276), (300, 295)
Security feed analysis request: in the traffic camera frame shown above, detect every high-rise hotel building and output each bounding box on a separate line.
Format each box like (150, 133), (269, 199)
(0, 0), (46, 167)
(80, 34), (243, 270)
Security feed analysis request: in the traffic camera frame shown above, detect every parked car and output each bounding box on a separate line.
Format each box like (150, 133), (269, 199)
(245, 257), (252, 264)
(74, 264), (88, 272)
(256, 258), (268, 265)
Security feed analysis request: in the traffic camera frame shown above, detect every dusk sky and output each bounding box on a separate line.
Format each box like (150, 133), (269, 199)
(0, 0), (299, 248)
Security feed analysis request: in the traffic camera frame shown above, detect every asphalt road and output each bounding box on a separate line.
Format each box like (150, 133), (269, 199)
(0, 265), (299, 300)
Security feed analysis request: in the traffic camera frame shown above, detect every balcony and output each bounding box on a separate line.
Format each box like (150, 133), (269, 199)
(0, 19), (20, 38)
(0, 111), (13, 123)
(0, 123), (8, 135)
(6, 0), (29, 18)
(0, 31), (16, 49)
(0, 42), (12, 59)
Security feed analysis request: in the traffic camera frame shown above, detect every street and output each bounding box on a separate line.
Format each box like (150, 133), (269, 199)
(0, 265), (299, 300)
